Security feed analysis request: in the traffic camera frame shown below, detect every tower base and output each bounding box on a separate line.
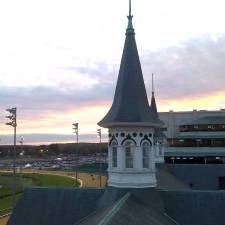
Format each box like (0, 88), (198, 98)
(108, 171), (157, 188)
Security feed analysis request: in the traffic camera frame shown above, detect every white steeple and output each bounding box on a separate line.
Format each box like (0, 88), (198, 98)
(98, 0), (163, 188)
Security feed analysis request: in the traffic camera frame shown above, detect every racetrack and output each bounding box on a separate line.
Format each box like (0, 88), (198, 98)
(0, 169), (107, 225)
(0, 216), (8, 225)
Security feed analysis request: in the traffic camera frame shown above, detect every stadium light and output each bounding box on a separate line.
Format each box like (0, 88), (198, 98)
(97, 128), (102, 187)
(5, 107), (17, 208)
(72, 123), (78, 143)
(97, 128), (101, 143)
(72, 122), (79, 183)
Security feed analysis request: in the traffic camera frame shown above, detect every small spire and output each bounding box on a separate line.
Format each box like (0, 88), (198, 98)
(151, 73), (158, 118)
(126, 0), (135, 34)
(152, 73), (155, 96)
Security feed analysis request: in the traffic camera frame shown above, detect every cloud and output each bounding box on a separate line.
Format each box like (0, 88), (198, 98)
(59, 33), (225, 105)
(1, 33), (225, 133)
(0, 83), (113, 113)
(60, 61), (118, 83)
(142, 34), (225, 100)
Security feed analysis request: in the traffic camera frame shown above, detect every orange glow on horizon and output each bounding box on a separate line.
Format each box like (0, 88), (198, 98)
(0, 105), (109, 135)
(1, 91), (224, 136)
(157, 91), (225, 112)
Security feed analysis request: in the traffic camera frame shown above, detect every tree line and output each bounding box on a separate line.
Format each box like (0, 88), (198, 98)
(0, 142), (108, 158)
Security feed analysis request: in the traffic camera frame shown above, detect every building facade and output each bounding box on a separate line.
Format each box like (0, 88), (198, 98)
(159, 109), (225, 163)
(159, 109), (225, 146)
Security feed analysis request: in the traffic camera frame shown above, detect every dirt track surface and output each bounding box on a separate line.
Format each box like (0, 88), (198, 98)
(32, 170), (107, 187)
(0, 217), (8, 225)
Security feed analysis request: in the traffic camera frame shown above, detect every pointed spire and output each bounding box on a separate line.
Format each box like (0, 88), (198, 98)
(152, 73), (154, 96)
(98, 1), (163, 128)
(150, 73), (158, 118)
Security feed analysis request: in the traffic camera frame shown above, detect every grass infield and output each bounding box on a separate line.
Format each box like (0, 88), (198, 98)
(0, 172), (79, 216)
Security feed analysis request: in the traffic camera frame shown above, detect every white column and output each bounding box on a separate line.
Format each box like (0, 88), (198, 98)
(134, 146), (142, 171)
(108, 145), (112, 171)
(150, 146), (155, 172)
(156, 142), (159, 157)
(117, 146), (124, 170)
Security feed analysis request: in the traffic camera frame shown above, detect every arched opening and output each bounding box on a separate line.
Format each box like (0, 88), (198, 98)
(142, 142), (150, 168)
(124, 141), (134, 168)
(111, 141), (117, 168)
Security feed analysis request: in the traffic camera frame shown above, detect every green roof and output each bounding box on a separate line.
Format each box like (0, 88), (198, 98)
(181, 116), (225, 125)
(178, 134), (225, 139)
(165, 147), (225, 157)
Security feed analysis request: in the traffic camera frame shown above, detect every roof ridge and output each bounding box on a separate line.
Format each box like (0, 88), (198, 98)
(97, 192), (131, 225)
(74, 208), (100, 225)
(163, 213), (181, 225)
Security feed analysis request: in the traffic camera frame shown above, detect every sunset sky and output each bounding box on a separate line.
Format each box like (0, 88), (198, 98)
(1, 0), (225, 144)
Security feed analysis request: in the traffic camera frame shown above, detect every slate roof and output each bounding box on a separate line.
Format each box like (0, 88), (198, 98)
(182, 116), (225, 125)
(167, 164), (225, 190)
(7, 187), (104, 225)
(76, 199), (119, 225)
(7, 167), (225, 225)
(103, 194), (177, 225)
(150, 92), (158, 119)
(77, 188), (177, 225)
(98, 187), (165, 211)
(156, 164), (190, 190)
(98, 16), (162, 128)
(161, 189), (225, 225)
(149, 92), (165, 141)
(77, 186), (225, 225)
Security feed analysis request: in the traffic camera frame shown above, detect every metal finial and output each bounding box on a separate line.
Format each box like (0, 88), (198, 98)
(129, 0), (132, 16)
(126, 0), (134, 34)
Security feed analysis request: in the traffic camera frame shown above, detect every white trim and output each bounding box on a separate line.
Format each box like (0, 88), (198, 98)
(107, 127), (157, 188)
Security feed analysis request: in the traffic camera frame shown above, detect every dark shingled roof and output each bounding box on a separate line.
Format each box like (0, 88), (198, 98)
(98, 187), (165, 211)
(161, 190), (225, 225)
(106, 194), (177, 225)
(77, 188), (177, 225)
(7, 187), (104, 225)
(150, 92), (165, 141)
(98, 16), (162, 128)
(167, 164), (225, 190)
(156, 164), (190, 190)
(150, 92), (158, 118)
(7, 173), (225, 225)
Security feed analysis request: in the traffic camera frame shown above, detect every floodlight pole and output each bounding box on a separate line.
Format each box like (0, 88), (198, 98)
(72, 123), (79, 184)
(97, 128), (102, 187)
(6, 107), (17, 208)
(13, 111), (16, 208)
(76, 127), (78, 182)
(19, 136), (24, 175)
